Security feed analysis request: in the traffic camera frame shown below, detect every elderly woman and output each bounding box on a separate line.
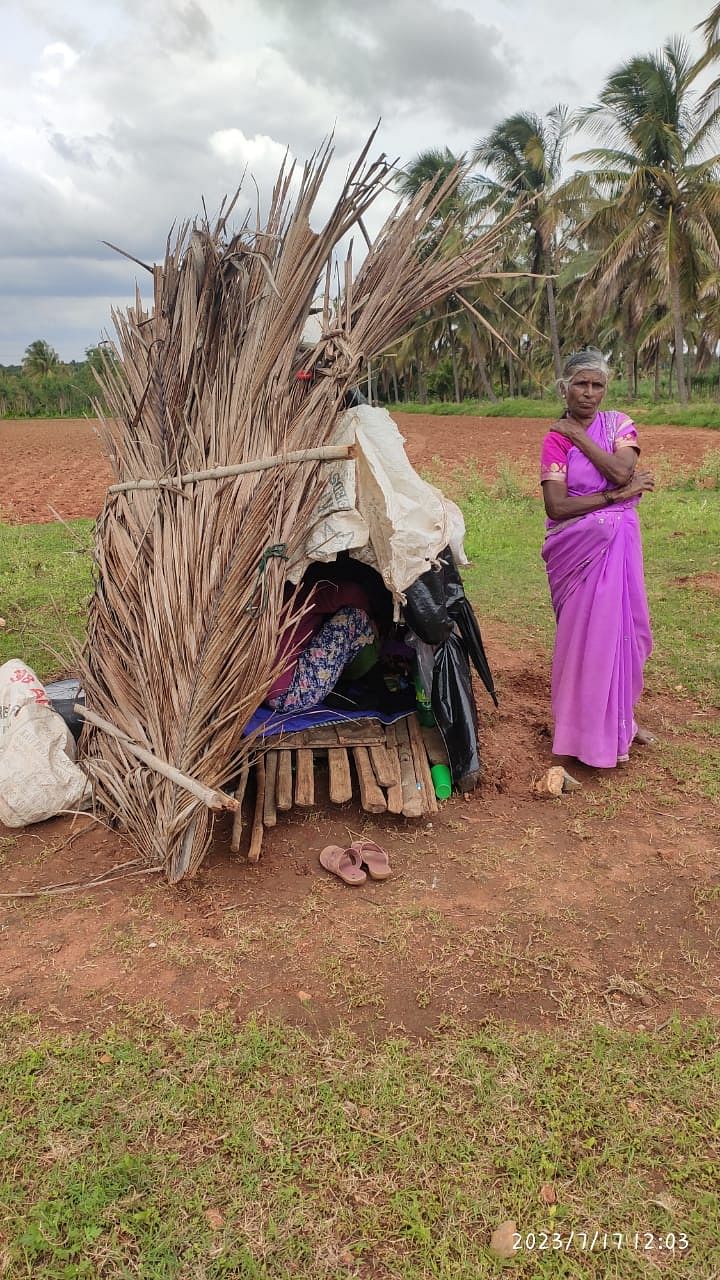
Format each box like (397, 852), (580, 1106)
(540, 349), (655, 768)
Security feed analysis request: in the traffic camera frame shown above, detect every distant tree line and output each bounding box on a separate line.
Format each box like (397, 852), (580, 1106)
(0, 340), (112, 418)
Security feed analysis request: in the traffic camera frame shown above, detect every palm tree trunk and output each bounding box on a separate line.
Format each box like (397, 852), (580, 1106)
(508, 354), (515, 397)
(413, 333), (426, 404)
(669, 257), (689, 404)
(391, 364), (400, 404)
(447, 316), (461, 402)
(467, 316), (498, 401)
(654, 346), (661, 401)
(624, 341), (636, 400)
(546, 279), (562, 381)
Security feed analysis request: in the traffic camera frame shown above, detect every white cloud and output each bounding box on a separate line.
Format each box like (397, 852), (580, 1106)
(33, 40), (79, 88)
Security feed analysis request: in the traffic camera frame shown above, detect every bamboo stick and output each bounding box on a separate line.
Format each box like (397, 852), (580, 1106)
(108, 445), (354, 494)
(75, 705), (238, 812)
(230, 762), (251, 852)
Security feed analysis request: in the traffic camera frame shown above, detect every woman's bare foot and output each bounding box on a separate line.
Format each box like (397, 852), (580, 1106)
(634, 726), (657, 746)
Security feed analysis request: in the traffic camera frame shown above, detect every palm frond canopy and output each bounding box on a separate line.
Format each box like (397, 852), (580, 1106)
(81, 135), (524, 882)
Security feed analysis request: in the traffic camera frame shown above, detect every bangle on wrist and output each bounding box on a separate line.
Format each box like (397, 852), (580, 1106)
(603, 490), (614, 505)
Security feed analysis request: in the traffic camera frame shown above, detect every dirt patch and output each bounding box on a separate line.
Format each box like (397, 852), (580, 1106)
(0, 419), (111, 523)
(676, 572), (720, 596)
(394, 412), (720, 477)
(2, 413), (719, 1037)
(1, 414), (718, 523)
(2, 623), (719, 1039)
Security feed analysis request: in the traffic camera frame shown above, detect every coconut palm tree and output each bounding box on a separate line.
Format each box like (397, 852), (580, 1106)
(22, 339), (61, 378)
(472, 107), (578, 381)
(575, 39), (720, 403)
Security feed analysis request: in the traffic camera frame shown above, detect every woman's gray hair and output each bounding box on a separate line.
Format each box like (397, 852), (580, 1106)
(557, 348), (610, 395)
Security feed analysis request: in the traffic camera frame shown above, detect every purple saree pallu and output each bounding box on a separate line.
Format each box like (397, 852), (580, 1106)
(541, 412), (653, 768)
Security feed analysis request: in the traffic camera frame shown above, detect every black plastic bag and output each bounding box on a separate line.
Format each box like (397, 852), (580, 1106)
(432, 633), (481, 790)
(404, 548), (497, 788)
(45, 678), (85, 742)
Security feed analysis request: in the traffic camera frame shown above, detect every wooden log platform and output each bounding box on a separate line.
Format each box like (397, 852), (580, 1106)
(234, 714), (449, 860)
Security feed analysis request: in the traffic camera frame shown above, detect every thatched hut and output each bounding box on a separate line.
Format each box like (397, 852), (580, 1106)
(77, 135), (513, 881)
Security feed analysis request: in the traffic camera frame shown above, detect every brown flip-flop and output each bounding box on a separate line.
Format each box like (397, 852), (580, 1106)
(350, 839), (391, 880)
(319, 845), (367, 886)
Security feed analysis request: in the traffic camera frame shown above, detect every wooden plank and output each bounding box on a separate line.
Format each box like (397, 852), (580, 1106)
(263, 751), (278, 827)
(230, 761), (250, 853)
(328, 747), (353, 804)
(265, 723), (384, 751)
(421, 724), (448, 766)
(385, 721), (398, 748)
(368, 742), (396, 788)
(395, 718), (423, 818)
(408, 714), (439, 815)
(247, 757), (265, 863)
(276, 750), (293, 811)
(295, 748), (315, 807)
(352, 746), (387, 814)
(385, 745), (404, 815)
(336, 721), (384, 747)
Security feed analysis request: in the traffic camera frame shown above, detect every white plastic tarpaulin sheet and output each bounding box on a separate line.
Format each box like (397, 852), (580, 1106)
(293, 405), (468, 598)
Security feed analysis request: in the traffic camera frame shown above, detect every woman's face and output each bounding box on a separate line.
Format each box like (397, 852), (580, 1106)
(565, 369), (607, 422)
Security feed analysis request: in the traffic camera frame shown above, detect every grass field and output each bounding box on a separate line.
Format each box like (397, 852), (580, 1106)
(1, 1012), (718, 1278)
(390, 397), (720, 428)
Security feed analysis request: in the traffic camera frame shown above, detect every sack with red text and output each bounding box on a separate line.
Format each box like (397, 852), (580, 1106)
(0, 659), (91, 827)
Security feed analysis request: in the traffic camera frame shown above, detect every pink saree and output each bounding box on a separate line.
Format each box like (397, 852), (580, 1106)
(540, 411), (653, 768)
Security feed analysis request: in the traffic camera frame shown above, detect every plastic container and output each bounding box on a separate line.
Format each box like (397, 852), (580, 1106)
(414, 671), (435, 727)
(430, 763), (452, 800)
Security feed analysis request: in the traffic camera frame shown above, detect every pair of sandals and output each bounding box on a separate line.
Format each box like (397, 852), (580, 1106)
(319, 839), (391, 885)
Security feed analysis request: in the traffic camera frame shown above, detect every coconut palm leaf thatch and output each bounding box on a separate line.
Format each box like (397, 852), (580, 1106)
(79, 133), (521, 882)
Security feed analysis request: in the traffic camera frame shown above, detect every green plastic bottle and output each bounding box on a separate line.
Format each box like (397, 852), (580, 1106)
(414, 672), (435, 727)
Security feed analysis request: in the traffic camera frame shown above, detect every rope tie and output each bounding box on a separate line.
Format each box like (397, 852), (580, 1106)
(245, 544), (289, 618)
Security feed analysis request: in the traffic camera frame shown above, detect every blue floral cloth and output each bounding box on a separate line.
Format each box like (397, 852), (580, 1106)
(270, 607), (376, 713)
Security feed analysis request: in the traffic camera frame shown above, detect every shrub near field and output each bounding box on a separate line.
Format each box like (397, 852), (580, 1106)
(389, 398), (720, 427)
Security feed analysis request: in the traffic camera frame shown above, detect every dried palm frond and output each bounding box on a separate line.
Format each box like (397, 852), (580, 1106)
(80, 132), (522, 881)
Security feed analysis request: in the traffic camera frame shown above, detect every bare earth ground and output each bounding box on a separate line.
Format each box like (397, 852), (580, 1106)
(1, 412), (718, 522)
(1, 414), (719, 1038)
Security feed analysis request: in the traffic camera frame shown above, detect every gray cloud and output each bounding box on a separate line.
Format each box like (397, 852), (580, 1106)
(1, 0), (712, 363)
(265, 0), (511, 128)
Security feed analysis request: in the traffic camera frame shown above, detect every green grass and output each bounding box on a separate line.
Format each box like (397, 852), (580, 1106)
(389, 398), (720, 428)
(1, 1012), (718, 1278)
(0, 519), (93, 678)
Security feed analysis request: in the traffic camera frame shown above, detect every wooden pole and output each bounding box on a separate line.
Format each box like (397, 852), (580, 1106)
(108, 445), (354, 495)
(75, 705), (238, 813)
(230, 762), (251, 852)
(248, 758), (266, 863)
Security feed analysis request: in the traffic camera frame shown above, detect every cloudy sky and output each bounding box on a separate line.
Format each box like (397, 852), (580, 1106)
(1, 0), (710, 365)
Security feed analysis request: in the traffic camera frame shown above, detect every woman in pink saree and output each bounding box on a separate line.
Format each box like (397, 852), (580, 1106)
(541, 350), (655, 768)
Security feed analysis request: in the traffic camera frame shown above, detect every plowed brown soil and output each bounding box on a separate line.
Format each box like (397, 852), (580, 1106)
(1, 412), (719, 1037)
(1, 412), (717, 522)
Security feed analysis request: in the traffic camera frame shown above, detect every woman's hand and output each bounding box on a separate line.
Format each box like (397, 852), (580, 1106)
(613, 469), (655, 501)
(551, 415), (587, 445)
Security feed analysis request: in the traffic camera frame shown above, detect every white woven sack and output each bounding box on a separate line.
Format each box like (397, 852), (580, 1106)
(0, 660), (91, 827)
